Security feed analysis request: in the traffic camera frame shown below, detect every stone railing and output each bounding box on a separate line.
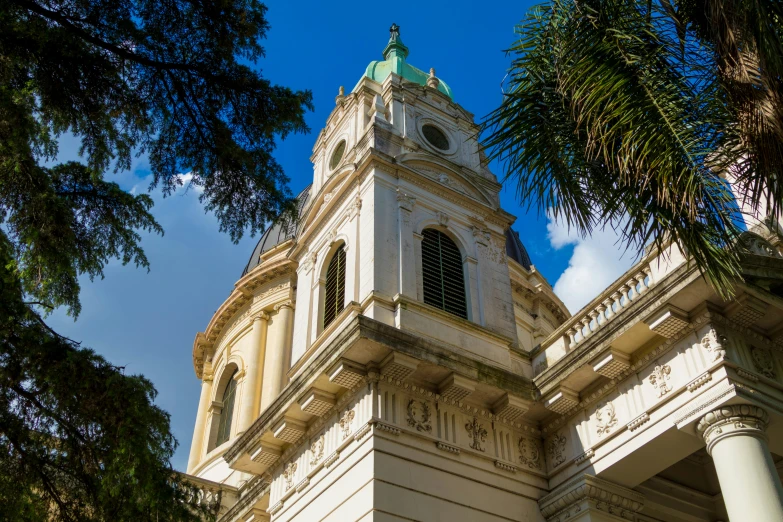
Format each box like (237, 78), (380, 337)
(178, 472), (238, 518)
(534, 255), (663, 375)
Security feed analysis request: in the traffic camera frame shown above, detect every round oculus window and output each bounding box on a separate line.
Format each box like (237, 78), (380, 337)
(422, 124), (449, 151)
(329, 140), (346, 170)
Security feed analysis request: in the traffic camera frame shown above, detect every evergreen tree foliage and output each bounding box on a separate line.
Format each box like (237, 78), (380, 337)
(0, 0), (312, 519)
(485, 0), (783, 296)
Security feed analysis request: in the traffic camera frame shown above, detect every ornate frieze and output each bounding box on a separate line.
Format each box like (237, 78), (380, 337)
(309, 435), (324, 467)
(283, 461), (297, 490)
(465, 417), (487, 452)
(595, 402), (618, 436)
(701, 327), (728, 361)
(547, 432), (567, 468)
(518, 436), (544, 471)
(649, 364), (673, 397)
(338, 409), (355, 440)
(538, 474), (645, 522)
(750, 345), (776, 379)
(406, 399), (433, 433)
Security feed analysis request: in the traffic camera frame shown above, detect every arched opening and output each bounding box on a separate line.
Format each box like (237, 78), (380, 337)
(421, 228), (467, 319)
(323, 244), (346, 329)
(215, 369), (238, 447)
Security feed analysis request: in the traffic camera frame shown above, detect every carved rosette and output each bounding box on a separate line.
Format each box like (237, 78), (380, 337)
(464, 417), (487, 452)
(547, 432), (567, 468)
(649, 364), (672, 397)
(406, 399), (432, 433)
(518, 436), (544, 471)
(696, 405), (770, 454)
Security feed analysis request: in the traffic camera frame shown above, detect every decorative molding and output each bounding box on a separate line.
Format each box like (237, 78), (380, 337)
(649, 364), (673, 397)
(494, 460), (517, 473)
(298, 388), (336, 417)
(436, 441), (460, 454)
(438, 373), (475, 403)
(294, 478), (309, 493)
(492, 394), (530, 423)
(323, 451), (339, 469)
(547, 432), (567, 468)
(539, 474), (645, 522)
(544, 386), (579, 415)
(380, 352), (419, 382)
(646, 305), (689, 338)
(465, 417), (487, 452)
(354, 422), (371, 441)
(591, 349), (631, 379)
(575, 448), (595, 465)
(272, 416), (306, 445)
(328, 359), (365, 388)
(406, 399), (433, 433)
(375, 422), (401, 436)
(737, 368), (760, 382)
(627, 413), (650, 432)
(686, 372), (712, 392)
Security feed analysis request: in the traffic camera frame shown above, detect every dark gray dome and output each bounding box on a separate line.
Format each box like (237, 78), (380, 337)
(506, 228), (532, 270)
(242, 185), (312, 276)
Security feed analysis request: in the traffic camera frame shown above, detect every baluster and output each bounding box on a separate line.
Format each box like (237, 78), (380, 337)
(602, 298), (614, 319)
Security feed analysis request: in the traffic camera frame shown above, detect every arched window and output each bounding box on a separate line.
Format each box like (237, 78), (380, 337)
(215, 370), (237, 446)
(323, 245), (346, 328)
(421, 229), (467, 319)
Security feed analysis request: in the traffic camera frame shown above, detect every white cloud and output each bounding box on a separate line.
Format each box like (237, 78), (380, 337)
(175, 172), (204, 194)
(547, 215), (638, 314)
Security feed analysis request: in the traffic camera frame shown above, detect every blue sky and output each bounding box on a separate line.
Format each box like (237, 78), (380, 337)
(47, 1), (636, 471)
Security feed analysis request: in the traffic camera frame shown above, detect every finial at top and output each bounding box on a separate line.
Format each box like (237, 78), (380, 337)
(390, 23), (400, 40)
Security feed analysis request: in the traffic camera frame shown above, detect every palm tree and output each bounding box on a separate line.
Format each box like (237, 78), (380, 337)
(485, 0), (783, 296)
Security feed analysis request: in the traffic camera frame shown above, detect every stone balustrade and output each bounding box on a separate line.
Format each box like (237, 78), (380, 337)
(178, 472), (238, 517)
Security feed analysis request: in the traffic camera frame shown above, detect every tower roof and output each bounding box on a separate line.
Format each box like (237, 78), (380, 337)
(355, 24), (454, 100)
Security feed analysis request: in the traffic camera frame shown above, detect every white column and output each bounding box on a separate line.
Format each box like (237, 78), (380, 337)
(187, 365), (214, 473)
(237, 312), (268, 434)
(260, 302), (294, 410)
(697, 405), (783, 522)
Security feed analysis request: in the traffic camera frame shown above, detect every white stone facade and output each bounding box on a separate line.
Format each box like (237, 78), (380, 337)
(184, 29), (783, 522)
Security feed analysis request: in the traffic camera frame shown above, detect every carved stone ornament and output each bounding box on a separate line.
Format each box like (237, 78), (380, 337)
(396, 190), (416, 210)
(464, 417), (487, 452)
(751, 345), (776, 379)
(649, 364), (672, 397)
(539, 474), (645, 522)
(339, 408), (355, 440)
(436, 211), (449, 227)
(547, 432), (567, 468)
(406, 399), (432, 433)
(283, 461), (297, 490)
(595, 401), (618, 437)
(310, 435), (325, 466)
(701, 327), (728, 361)
(741, 232), (783, 259)
(518, 436), (543, 471)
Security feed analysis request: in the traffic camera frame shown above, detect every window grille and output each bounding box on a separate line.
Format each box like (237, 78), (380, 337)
(323, 245), (346, 328)
(421, 229), (467, 319)
(215, 370), (237, 446)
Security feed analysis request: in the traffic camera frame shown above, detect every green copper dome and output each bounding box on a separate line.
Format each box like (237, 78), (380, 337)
(355, 24), (454, 100)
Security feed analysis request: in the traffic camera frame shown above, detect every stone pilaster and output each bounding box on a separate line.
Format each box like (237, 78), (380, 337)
(697, 404), (783, 522)
(538, 474), (645, 522)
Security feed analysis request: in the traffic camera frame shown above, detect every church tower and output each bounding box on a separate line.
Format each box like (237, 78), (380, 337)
(186, 24), (570, 521)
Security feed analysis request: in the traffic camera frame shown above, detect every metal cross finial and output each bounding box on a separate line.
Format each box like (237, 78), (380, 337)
(389, 23), (400, 39)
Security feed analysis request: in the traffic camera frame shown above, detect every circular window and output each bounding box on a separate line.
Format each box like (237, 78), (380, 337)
(422, 124), (449, 151)
(329, 140), (346, 170)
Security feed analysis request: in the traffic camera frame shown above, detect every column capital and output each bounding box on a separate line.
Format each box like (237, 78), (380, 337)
(252, 311), (270, 322)
(697, 404), (770, 454)
(274, 300), (294, 312)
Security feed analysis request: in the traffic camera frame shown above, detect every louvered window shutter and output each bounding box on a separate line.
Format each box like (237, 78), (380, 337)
(215, 370), (238, 446)
(421, 229), (467, 319)
(324, 245), (346, 328)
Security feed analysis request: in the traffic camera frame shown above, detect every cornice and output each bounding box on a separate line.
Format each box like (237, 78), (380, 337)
(191, 258), (296, 378)
(539, 474), (644, 522)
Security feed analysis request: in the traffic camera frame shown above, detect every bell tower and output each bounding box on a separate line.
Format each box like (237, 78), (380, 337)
(187, 25), (568, 522)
